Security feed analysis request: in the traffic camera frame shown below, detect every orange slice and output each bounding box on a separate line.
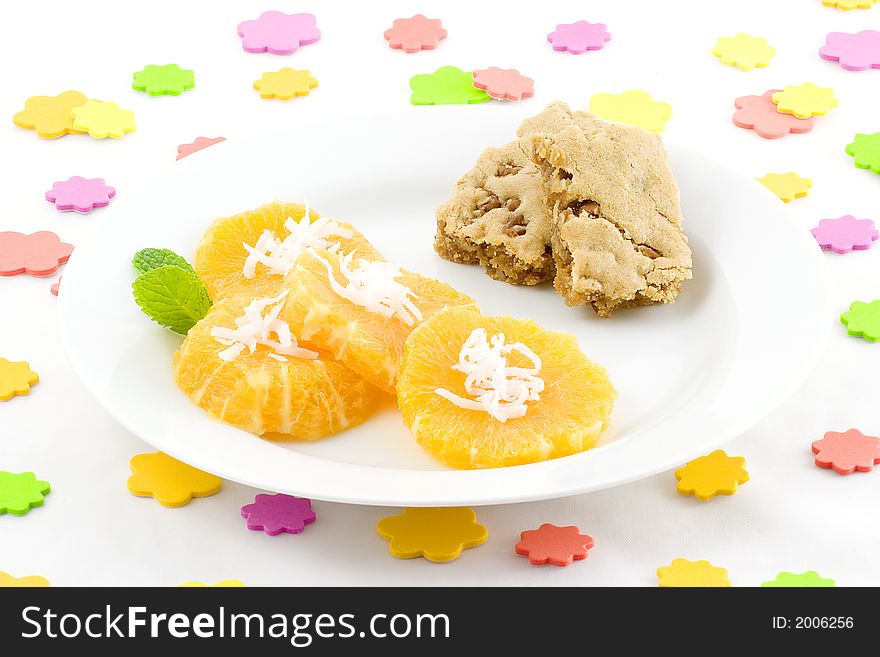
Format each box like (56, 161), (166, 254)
(396, 305), (616, 469)
(173, 295), (383, 439)
(194, 201), (382, 301)
(280, 248), (475, 393)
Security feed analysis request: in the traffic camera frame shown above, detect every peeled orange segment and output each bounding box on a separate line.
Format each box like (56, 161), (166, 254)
(173, 296), (383, 440)
(397, 305), (617, 469)
(193, 201), (382, 302)
(280, 248), (476, 393)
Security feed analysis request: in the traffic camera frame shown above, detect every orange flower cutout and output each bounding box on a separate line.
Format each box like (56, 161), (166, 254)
(0, 571), (50, 587)
(253, 69), (318, 100)
(675, 449), (749, 500)
(0, 358), (39, 401)
(515, 523), (594, 566)
(127, 452), (222, 507)
(13, 90), (87, 138)
(377, 507), (487, 562)
(657, 558), (731, 587)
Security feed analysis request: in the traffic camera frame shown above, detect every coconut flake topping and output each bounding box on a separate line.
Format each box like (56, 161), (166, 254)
(311, 250), (423, 326)
(210, 290), (319, 362)
(242, 202), (353, 279)
(435, 328), (544, 423)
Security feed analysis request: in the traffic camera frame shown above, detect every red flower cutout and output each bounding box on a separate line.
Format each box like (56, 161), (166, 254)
(384, 14), (447, 53)
(734, 90), (814, 139)
(812, 429), (880, 475)
(472, 68), (535, 101)
(515, 523), (594, 567)
(0, 231), (73, 277)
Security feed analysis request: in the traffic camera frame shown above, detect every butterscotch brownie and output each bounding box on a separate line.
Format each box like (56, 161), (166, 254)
(528, 103), (692, 317)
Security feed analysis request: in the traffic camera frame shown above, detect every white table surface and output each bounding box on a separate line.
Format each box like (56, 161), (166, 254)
(2, 0), (879, 587)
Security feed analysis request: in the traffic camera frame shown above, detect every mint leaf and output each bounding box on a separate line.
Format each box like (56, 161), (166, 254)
(132, 265), (212, 334)
(133, 248), (194, 275)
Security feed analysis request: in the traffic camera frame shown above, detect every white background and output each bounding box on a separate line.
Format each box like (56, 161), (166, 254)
(2, 0), (880, 586)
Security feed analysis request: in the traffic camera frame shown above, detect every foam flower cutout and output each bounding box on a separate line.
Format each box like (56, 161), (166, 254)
(772, 83), (838, 119)
(177, 137), (225, 161)
(237, 11), (320, 55)
(51, 278), (61, 296)
(675, 449), (749, 500)
(846, 132), (880, 174)
(712, 33), (775, 70)
(812, 429), (880, 474)
(12, 90), (87, 138)
(180, 580), (244, 587)
(410, 66), (491, 106)
(472, 68), (534, 101)
(589, 90), (672, 132)
(822, 0), (875, 9)
(132, 64), (195, 96)
(70, 100), (135, 139)
(811, 216), (878, 254)
(384, 14), (447, 53)
(377, 507), (488, 562)
(515, 523), (594, 567)
(253, 68), (318, 100)
(0, 571), (50, 587)
(240, 493), (316, 536)
(45, 176), (115, 214)
(0, 471), (51, 516)
(547, 21), (611, 54)
(657, 559), (731, 587)
(820, 31), (880, 71)
(757, 172), (812, 203)
(762, 571), (835, 587)
(127, 452), (222, 507)
(841, 300), (880, 342)
(733, 90), (814, 139)
(0, 359), (39, 401)
(0, 231), (73, 277)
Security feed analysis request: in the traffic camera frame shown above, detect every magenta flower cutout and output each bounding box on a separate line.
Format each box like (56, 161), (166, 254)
(472, 68), (534, 101)
(237, 11), (321, 55)
(45, 176), (115, 213)
(733, 90), (814, 140)
(547, 21), (610, 54)
(812, 429), (880, 475)
(0, 231), (73, 277)
(811, 215), (879, 254)
(240, 493), (316, 536)
(384, 14), (447, 53)
(820, 31), (880, 71)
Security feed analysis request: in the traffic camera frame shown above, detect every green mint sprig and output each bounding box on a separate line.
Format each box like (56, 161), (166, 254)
(131, 248), (211, 335)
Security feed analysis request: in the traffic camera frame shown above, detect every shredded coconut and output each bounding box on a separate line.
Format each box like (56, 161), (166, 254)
(210, 290), (319, 362)
(310, 250), (423, 326)
(435, 328), (544, 422)
(242, 201), (353, 278)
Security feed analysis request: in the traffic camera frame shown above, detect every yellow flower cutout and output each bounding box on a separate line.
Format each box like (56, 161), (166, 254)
(712, 33), (775, 70)
(180, 580), (244, 587)
(377, 507), (488, 562)
(0, 358), (39, 401)
(675, 449), (749, 500)
(757, 172), (812, 203)
(772, 83), (838, 119)
(588, 90), (672, 133)
(70, 100), (136, 138)
(658, 559), (731, 587)
(127, 452), (222, 507)
(823, 0), (874, 9)
(253, 68), (318, 100)
(0, 570), (50, 587)
(12, 90), (87, 139)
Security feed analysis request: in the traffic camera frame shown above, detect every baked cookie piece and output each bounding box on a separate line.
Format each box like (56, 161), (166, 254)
(528, 102), (692, 317)
(434, 139), (553, 286)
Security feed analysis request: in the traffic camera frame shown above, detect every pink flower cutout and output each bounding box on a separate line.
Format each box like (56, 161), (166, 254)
(813, 429), (880, 475)
(0, 231), (73, 277)
(45, 176), (115, 213)
(820, 31), (880, 71)
(547, 21), (611, 54)
(515, 523), (594, 567)
(384, 14), (447, 53)
(51, 277), (61, 296)
(472, 68), (534, 101)
(237, 11), (321, 55)
(240, 493), (316, 536)
(811, 215), (879, 254)
(733, 90), (814, 140)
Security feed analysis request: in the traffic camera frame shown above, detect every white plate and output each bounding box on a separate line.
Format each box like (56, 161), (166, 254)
(59, 108), (832, 507)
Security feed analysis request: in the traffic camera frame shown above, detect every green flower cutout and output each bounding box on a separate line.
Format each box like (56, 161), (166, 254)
(846, 133), (880, 175)
(133, 64), (195, 96)
(0, 471), (51, 516)
(841, 300), (880, 342)
(410, 66), (491, 106)
(762, 571), (835, 587)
